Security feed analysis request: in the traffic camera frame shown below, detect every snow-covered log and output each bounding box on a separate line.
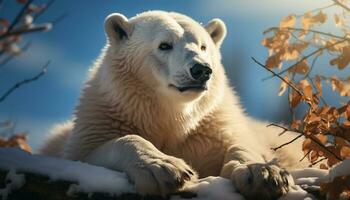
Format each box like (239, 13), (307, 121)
(1, 148), (348, 200)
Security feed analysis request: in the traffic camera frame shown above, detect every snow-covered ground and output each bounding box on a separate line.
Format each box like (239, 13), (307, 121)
(0, 148), (348, 200)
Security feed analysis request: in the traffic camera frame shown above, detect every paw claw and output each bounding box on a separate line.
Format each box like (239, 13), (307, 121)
(231, 163), (294, 200)
(187, 169), (194, 176)
(129, 155), (197, 195)
(183, 172), (191, 181)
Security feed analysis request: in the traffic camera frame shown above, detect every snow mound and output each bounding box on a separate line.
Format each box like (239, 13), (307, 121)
(0, 148), (134, 199)
(1, 148), (349, 200)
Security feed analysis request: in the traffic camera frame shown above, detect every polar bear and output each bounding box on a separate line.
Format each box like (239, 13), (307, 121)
(40, 11), (308, 200)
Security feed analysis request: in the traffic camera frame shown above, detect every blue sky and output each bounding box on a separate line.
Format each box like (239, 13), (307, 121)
(0, 0), (336, 150)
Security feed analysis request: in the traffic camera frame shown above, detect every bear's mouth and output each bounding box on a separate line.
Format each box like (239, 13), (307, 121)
(169, 84), (207, 92)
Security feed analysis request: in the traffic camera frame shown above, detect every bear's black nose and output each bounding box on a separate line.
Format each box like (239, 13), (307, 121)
(190, 63), (212, 83)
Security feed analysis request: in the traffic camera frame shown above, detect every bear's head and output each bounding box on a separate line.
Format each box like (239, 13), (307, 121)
(102, 11), (227, 107)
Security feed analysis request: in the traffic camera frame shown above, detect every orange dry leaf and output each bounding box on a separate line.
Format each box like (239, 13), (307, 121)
(330, 45), (350, 70)
(340, 146), (350, 158)
(289, 89), (302, 108)
(0, 134), (32, 153)
(331, 76), (350, 97)
(278, 76), (289, 96)
(334, 14), (344, 27)
(279, 14), (296, 28)
(266, 53), (282, 69)
(316, 134), (328, 144)
(301, 11), (327, 30)
(288, 60), (309, 74)
(314, 76), (323, 96)
(284, 43), (309, 61)
(261, 31), (290, 54)
(303, 85), (313, 100)
(0, 18), (9, 27)
(291, 120), (301, 130)
(321, 175), (350, 200)
(320, 163), (328, 169)
(326, 39), (348, 53)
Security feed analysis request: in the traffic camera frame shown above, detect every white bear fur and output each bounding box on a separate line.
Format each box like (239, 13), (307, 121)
(40, 11), (308, 199)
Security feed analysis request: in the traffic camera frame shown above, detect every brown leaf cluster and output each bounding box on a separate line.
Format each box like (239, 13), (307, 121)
(321, 175), (350, 200)
(330, 76), (350, 97)
(262, 34), (309, 68)
(0, 134), (32, 153)
(301, 11), (327, 31)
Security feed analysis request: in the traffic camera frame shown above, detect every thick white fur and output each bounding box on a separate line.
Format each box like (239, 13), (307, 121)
(40, 11), (308, 199)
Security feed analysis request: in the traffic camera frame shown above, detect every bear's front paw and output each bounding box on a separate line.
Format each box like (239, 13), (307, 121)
(126, 154), (197, 196)
(231, 163), (294, 200)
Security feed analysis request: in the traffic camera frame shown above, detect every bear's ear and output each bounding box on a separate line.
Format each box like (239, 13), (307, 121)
(104, 13), (132, 43)
(205, 18), (227, 47)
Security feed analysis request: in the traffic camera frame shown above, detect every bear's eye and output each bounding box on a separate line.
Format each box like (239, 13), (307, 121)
(200, 45), (207, 51)
(158, 42), (173, 51)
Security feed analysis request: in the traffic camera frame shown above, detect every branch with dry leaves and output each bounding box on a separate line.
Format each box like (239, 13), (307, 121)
(254, 0), (350, 199)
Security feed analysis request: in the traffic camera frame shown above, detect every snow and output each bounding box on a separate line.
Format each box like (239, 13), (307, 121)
(323, 158), (350, 183)
(290, 168), (328, 186)
(0, 169), (25, 200)
(0, 148), (349, 200)
(0, 148), (134, 199)
(172, 176), (244, 200)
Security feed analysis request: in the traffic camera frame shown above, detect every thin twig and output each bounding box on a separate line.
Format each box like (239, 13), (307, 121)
(0, 61), (50, 103)
(251, 57), (304, 96)
(304, 53), (320, 78)
(300, 149), (312, 162)
(0, 23), (52, 40)
(331, 0), (350, 11)
(307, 75), (328, 106)
(264, 27), (348, 41)
(309, 157), (327, 167)
(267, 124), (343, 161)
(267, 123), (289, 136)
(6, 0), (34, 34)
(296, 3), (336, 17)
(288, 73), (297, 121)
(33, 0), (55, 21)
(271, 134), (304, 151)
(0, 42), (31, 67)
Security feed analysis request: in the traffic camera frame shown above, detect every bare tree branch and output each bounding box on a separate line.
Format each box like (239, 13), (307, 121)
(264, 27), (349, 41)
(300, 150), (311, 162)
(0, 23), (52, 40)
(0, 42), (31, 67)
(0, 61), (50, 103)
(271, 134), (304, 151)
(296, 3), (336, 17)
(267, 123), (289, 136)
(6, 0), (34, 34)
(251, 57), (304, 96)
(267, 124), (343, 161)
(331, 0), (350, 11)
(33, 0), (56, 21)
(309, 157), (327, 167)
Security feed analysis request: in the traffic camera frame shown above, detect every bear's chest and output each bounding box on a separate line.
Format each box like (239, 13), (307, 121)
(162, 133), (229, 178)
